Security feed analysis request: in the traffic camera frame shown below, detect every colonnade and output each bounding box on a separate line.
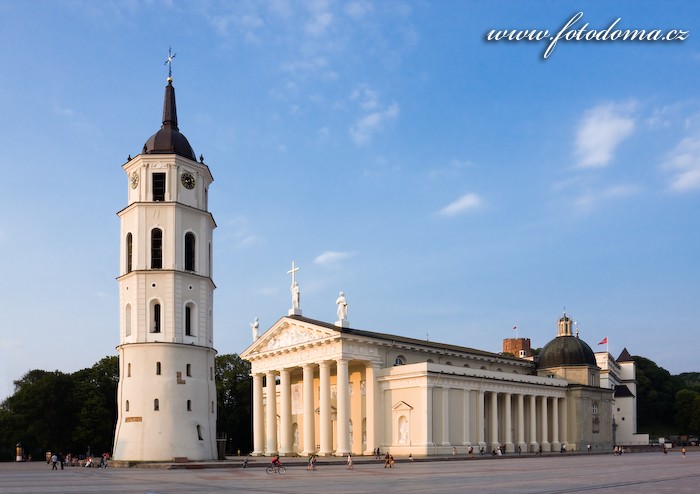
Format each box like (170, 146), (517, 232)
(252, 359), (568, 456)
(430, 386), (567, 453)
(252, 358), (380, 457)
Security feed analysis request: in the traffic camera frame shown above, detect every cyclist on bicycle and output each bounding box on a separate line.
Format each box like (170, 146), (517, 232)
(271, 454), (282, 467)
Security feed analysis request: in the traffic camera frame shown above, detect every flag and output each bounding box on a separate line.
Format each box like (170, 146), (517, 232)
(598, 337), (608, 345)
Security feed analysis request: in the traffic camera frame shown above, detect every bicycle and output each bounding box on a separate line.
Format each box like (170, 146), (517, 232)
(266, 464), (286, 475)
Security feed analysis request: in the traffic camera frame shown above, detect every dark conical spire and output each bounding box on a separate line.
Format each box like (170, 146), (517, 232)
(162, 79), (179, 131)
(142, 78), (196, 161)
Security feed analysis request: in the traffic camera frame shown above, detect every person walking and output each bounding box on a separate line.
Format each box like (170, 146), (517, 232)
(347, 453), (353, 469)
(50, 454), (58, 470)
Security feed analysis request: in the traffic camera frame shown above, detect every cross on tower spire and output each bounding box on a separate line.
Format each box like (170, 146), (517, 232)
(164, 46), (176, 81)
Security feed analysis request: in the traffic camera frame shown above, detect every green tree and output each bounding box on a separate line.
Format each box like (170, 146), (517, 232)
(634, 356), (686, 434)
(215, 354), (252, 454)
(675, 389), (700, 434)
(2, 370), (79, 458)
(71, 356), (119, 455)
(691, 395), (700, 434)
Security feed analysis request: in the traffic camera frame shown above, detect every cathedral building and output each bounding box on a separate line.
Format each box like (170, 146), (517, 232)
(112, 74), (218, 461)
(242, 309), (642, 456)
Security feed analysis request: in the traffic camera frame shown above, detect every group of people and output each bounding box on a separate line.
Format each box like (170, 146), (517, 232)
(271, 449), (395, 471)
(48, 452), (109, 469)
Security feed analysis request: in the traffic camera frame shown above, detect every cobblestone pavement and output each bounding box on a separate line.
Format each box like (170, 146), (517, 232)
(1, 451), (698, 494)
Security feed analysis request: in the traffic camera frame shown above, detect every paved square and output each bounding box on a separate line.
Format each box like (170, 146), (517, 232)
(1, 452), (698, 494)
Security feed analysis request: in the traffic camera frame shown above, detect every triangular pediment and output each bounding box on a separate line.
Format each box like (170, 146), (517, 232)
(241, 317), (340, 357)
(392, 401), (413, 411)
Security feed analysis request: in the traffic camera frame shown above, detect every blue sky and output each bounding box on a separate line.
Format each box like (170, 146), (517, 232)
(1, 1), (699, 402)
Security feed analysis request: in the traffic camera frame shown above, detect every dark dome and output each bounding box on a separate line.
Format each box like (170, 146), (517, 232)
(142, 79), (196, 161)
(143, 127), (196, 161)
(537, 336), (597, 368)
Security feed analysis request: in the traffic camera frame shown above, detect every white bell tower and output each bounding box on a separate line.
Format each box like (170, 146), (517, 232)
(112, 72), (218, 461)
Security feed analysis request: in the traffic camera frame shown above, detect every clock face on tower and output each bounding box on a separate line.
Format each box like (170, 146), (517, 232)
(181, 172), (196, 189)
(130, 172), (139, 189)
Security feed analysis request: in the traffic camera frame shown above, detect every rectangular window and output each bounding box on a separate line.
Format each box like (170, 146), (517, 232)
(153, 304), (161, 333)
(186, 363), (191, 377)
(153, 173), (166, 201)
(151, 229), (163, 269)
(185, 306), (192, 336)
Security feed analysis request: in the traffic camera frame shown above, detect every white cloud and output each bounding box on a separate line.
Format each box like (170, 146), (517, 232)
(663, 135), (700, 192)
(314, 250), (355, 266)
(344, 1), (373, 19)
(350, 86), (380, 111)
(304, 0), (333, 36)
(428, 159), (474, 179)
(53, 105), (75, 118)
(236, 235), (263, 248)
(573, 184), (641, 212)
(348, 84), (399, 145)
(575, 103), (636, 168)
(350, 102), (399, 145)
(438, 193), (482, 217)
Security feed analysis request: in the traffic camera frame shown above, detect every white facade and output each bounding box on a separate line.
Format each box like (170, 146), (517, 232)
(112, 81), (218, 461)
(241, 315), (615, 456)
(596, 349), (649, 446)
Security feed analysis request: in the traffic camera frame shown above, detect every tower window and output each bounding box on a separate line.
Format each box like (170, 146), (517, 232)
(187, 400), (192, 411)
(185, 305), (192, 336)
(151, 229), (163, 269)
(125, 400), (129, 412)
(126, 233), (133, 273)
(153, 303), (161, 333)
(154, 399), (160, 411)
(127, 363), (131, 377)
(197, 424), (203, 440)
(185, 232), (196, 271)
(125, 304), (132, 337)
(186, 363), (191, 377)
(153, 172), (166, 201)
(156, 362), (162, 375)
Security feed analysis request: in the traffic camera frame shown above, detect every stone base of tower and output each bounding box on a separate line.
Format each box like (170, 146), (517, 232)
(113, 343), (218, 462)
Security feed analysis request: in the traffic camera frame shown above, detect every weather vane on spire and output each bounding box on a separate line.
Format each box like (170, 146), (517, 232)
(164, 47), (176, 80)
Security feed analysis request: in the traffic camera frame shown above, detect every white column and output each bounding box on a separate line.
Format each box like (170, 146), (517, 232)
(490, 391), (499, 452)
(478, 390), (485, 449)
(319, 361), (332, 456)
(504, 392), (513, 452)
(425, 385), (435, 447)
(529, 395), (538, 452)
(442, 387), (450, 446)
(551, 397), (560, 452)
(336, 358), (350, 455)
(541, 396), (550, 452)
(252, 373), (265, 456)
(279, 369), (292, 456)
(265, 371), (278, 455)
(560, 397), (568, 448)
(462, 389), (471, 446)
(364, 363), (379, 455)
(517, 394), (526, 453)
(302, 364), (316, 455)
